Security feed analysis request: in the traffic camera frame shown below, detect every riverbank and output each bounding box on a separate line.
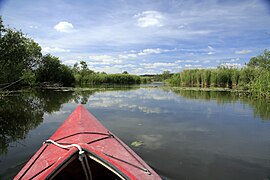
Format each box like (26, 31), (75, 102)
(0, 84), (262, 96)
(168, 86), (266, 99)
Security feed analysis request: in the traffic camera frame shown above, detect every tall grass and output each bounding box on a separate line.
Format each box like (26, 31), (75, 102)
(169, 67), (270, 97)
(76, 73), (141, 85)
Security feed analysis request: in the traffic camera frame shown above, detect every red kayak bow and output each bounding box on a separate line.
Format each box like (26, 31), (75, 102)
(15, 105), (161, 180)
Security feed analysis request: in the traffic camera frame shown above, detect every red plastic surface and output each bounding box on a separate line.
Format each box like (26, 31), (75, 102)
(14, 105), (161, 180)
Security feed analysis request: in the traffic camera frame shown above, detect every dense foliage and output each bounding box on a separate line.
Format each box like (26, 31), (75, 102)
(72, 61), (141, 85)
(0, 17), (42, 85)
(0, 16), (75, 88)
(169, 50), (270, 96)
(36, 54), (75, 86)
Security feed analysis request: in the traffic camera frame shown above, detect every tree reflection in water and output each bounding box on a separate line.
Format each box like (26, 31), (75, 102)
(171, 89), (270, 121)
(0, 90), (74, 154)
(1, 87), (269, 155)
(0, 86), (139, 154)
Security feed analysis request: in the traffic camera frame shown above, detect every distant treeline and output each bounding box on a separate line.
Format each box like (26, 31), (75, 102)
(72, 61), (141, 85)
(170, 50), (270, 97)
(0, 16), (141, 89)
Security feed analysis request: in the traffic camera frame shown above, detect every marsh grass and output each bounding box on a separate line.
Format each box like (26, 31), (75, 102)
(169, 67), (270, 97)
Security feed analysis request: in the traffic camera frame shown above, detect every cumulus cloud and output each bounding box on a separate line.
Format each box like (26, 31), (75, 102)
(42, 47), (70, 53)
(176, 60), (200, 63)
(54, 21), (74, 32)
(63, 59), (79, 65)
(91, 65), (134, 74)
(89, 55), (122, 64)
(118, 54), (137, 59)
(118, 48), (175, 59)
(138, 48), (162, 56)
(141, 62), (177, 69)
(137, 48), (175, 56)
(216, 58), (240, 63)
(184, 64), (202, 68)
(134, 11), (164, 28)
(235, 49), (252, 54)
(89, 55), (113, 61)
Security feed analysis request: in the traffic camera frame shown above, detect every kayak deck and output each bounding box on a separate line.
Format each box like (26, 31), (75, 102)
(15, 105), (161, 180)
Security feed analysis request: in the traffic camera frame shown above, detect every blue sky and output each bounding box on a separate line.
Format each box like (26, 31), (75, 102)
(1, 0), (270, 74)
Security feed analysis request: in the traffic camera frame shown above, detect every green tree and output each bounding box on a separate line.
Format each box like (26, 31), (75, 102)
(247, 49), (270, 70)
(161, 70), (171, 80)
(0, 17), (42, 85)
(37, 54), (75, 86)
(37, 54), (62, 83)
(72, 62), (82, 83)
(59, 64), (75, 86)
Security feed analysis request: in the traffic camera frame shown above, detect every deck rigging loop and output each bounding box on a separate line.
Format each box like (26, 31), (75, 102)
(44, 139), (84, 154)
(44, 139), (93, 180)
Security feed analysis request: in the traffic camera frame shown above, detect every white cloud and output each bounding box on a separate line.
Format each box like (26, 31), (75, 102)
(177, 25), (186, 29)
(134, 11), (164, 28)
(63, 59), (79, 65)
(42, 47), (70, 53)
(203, 60), (211, 63)
(118, 54), (137, 59)
(184, 64), (202, 68)
(207, 46), (216, 55)
(89, 55), (122, 64)
(29, 25), (38, 29)
(137, 48), (175, 56)
(235, 49), (252, 54)
(54, 21), (74, 32)
(138, 48), (162, 56)
(208, 46), (215, 51)
(216, 58), (240, 63)
(176, 60), (199, 63)
(91, 65), (126, 74)
(141, 62), (177, 69)
(117, 48), (175, 60)
(230, 57), (240, 62)
(89, 55), (113, 61)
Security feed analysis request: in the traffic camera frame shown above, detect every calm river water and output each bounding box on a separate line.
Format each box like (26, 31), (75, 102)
(0, 86), (270, 179)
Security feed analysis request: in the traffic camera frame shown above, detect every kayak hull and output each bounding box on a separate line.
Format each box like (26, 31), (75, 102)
(15, 105), (161, 180)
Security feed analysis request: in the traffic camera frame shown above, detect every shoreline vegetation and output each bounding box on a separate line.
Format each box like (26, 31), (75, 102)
(169, 49), (270, 97)
(1, 16), (270, 97)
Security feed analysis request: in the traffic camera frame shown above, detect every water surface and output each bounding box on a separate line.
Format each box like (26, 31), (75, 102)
(0, 86), (270, 179)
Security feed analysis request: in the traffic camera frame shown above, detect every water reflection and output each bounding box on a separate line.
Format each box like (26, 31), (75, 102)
(0, 90), (73, 154)
(1, 87), (269, 155)
(0, 86), (140, 155)
(1, 86), (270, 179)
(171, 88), (270, 120)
